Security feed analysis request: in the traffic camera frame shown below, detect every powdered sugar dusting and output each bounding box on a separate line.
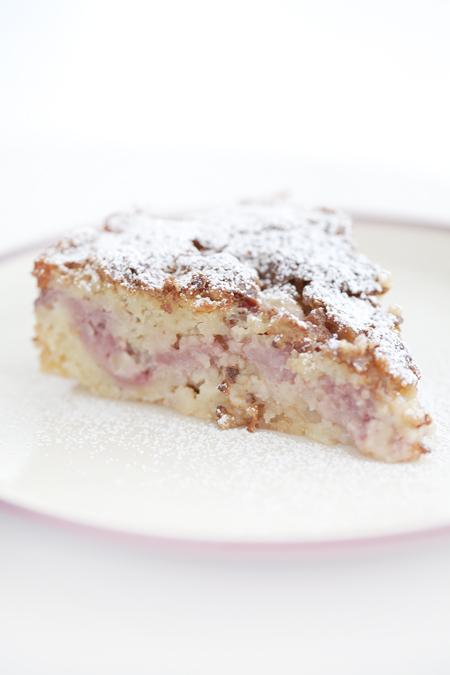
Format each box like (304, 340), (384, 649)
(36, 202), (418, 385)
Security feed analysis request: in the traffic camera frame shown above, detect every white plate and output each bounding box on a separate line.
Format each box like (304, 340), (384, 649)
(0, 220), (449, 544)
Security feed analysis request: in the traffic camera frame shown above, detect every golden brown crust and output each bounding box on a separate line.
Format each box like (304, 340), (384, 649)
(33, 203), (420, 388)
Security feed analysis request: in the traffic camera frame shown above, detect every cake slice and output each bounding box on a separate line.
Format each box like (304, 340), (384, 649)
(33, 203), (431, 462)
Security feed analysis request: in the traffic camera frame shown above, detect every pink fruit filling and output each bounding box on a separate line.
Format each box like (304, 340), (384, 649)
(242, 343), (296, 384)
(242, 342), (374, 444)
(67, 298), (153, 386)
(38, 291), (377, 447)
(314, 377), (374, 445)
(37, 291), (215, 387)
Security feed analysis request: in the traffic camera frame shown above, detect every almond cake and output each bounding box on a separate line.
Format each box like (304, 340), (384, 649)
(33, 203), (431, 462)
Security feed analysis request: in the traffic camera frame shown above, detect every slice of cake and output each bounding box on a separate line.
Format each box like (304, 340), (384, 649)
(33, 203), (431, 462)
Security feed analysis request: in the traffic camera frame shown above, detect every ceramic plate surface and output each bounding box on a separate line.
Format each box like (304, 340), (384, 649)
(0, 221), (449, 543)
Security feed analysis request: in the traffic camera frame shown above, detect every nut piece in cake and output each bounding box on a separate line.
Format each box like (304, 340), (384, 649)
(33, 203), (431, 462)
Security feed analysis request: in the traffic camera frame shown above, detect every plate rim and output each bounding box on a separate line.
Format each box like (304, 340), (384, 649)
(3, 492), (450, 553)
(2, 214), (450, 552)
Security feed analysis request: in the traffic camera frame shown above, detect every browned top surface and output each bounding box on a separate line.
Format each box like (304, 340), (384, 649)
(34, 203), (419, 386)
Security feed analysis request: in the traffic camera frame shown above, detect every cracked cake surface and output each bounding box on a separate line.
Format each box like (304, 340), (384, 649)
(33, 202), (431, 462)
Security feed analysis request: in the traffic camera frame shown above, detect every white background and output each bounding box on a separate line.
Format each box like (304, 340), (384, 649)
(1, 1), (450, 673)
(1, 0), (450, 252)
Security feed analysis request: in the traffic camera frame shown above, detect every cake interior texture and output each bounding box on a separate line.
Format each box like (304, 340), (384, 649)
(33, 204), (431, 462)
